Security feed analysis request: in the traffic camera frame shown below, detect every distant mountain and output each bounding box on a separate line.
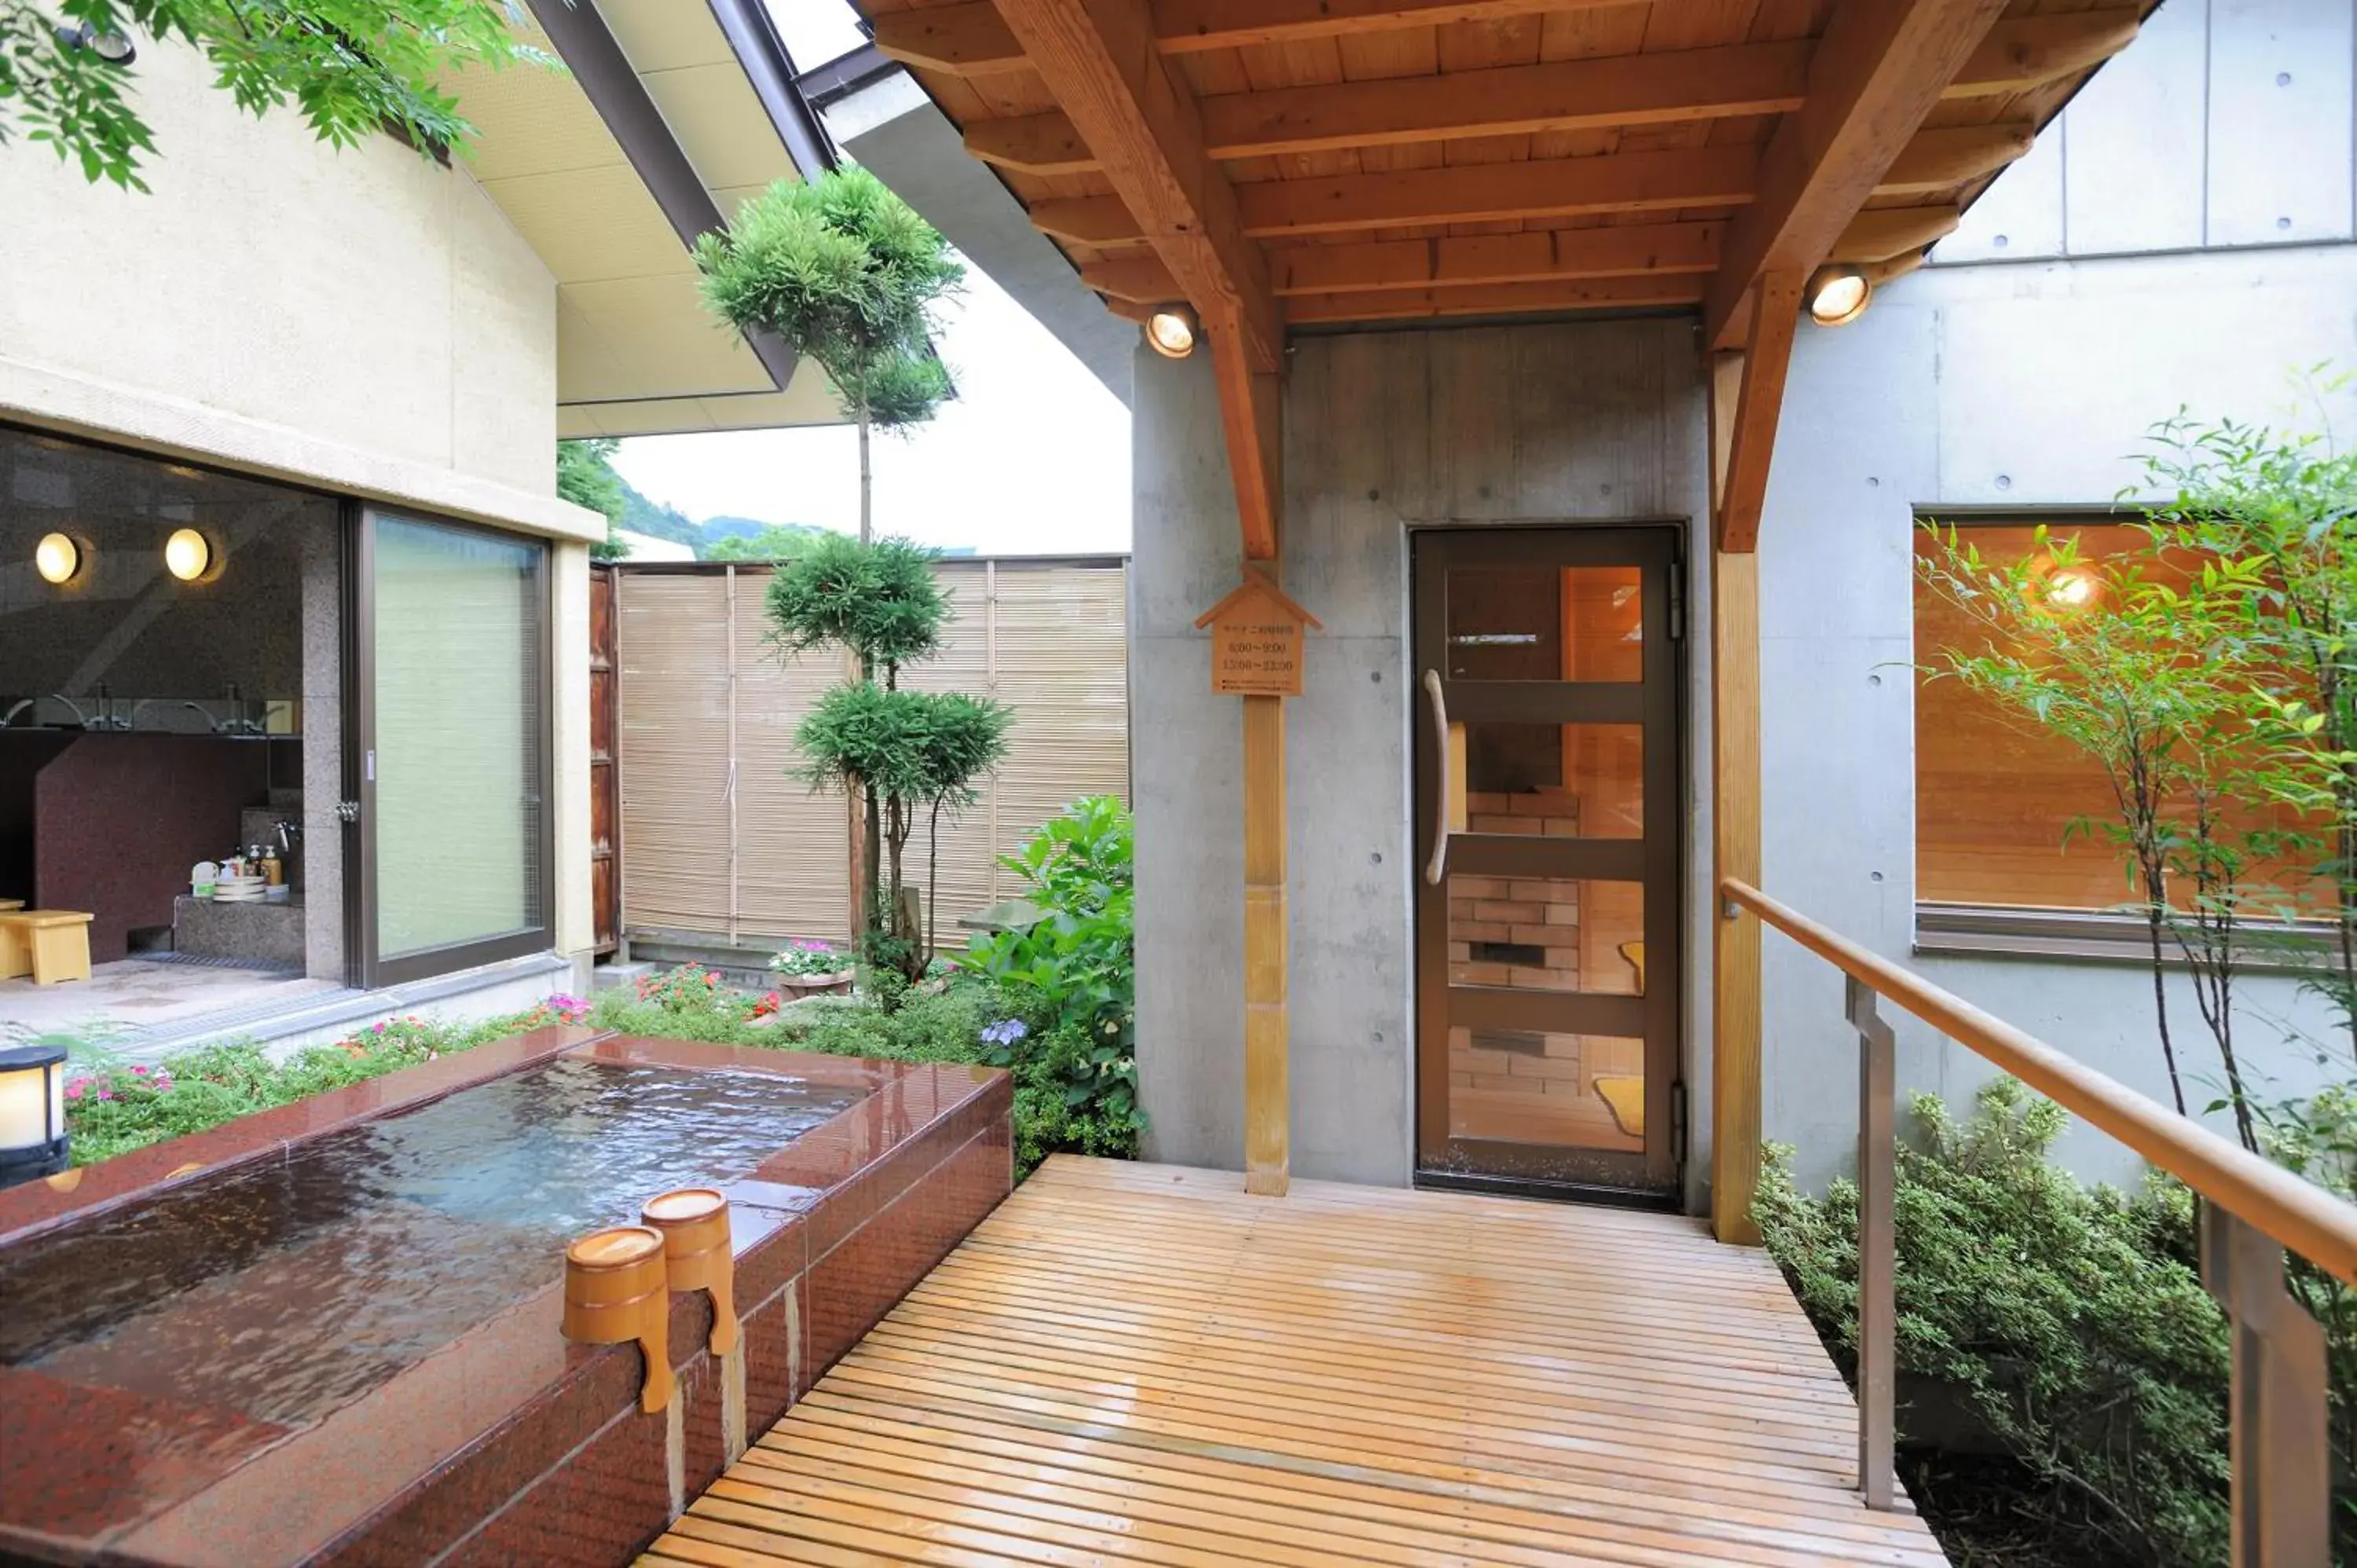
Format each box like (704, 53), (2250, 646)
(701, 515), (776, 542)
(618, 480), (702, 550)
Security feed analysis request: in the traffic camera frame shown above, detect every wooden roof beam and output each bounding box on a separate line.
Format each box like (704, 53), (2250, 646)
(1714, 272), (1802, 551)
(972, 15), (2124, 177)
(1028, 119), (2028, 247)
(1832, 204), (1960, 262)
(1879, 122), (2032, 192)
(1704, 0), (2016, 351)
(1285, 273), (1704, 326)
(992, 0), (1281, 558)
(1266, 222), (1722, 297)
(882, 0), (1732, 78)
(1949, 9), (2142, 97)
(991, 0), (1277, 371)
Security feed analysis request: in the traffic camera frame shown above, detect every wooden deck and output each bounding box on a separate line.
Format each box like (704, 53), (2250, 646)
(640, 1157), (1948, 1567)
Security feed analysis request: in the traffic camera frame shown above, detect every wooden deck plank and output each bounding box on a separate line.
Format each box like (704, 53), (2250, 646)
(641, 1157), (1946, 1567)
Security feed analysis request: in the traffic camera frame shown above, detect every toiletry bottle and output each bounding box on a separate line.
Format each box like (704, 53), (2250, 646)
(261, 846), (283, 886)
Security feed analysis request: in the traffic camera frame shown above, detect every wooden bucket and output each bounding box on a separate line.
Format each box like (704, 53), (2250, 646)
(561, 1225), (673, 1412)
(643, 1188), (738, 1356)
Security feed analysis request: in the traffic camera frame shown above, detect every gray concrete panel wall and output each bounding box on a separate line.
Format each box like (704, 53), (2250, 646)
(1942, 0), (2355, 262)
(1765, 241), (2357, 1189)
(1134, 319), (1712, 1192)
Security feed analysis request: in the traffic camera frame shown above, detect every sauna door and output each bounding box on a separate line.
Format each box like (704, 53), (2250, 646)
(1412, 526), (1682, 1197)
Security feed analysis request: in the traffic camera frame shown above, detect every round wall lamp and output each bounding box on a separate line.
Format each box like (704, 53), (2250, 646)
(163, 527), (213, 582)
(34, 532), (82, 585)
(1144, 303), (1199, 359)
(1805, 263), (1872, 327)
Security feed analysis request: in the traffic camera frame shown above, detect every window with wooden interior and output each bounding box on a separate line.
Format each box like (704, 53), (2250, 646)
(1911, 517), (2323, 959)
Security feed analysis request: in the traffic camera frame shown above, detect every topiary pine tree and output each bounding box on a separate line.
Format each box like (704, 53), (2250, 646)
(693, 167), (962, 544)
(768, 535), (1010, 987)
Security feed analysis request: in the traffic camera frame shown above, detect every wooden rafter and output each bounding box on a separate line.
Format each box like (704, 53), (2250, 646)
(1038, 119), (2035, 251)
(1285, 274), (1703, 326)
(1714, 273), (1802, 552)
(1880, 122), (2033, 192)
(1835, 205), (1961, 262)
(1704, 0), (2015, 350)
(992, 0), (1277, 372)
(992, 0), (1283, 560)
(1266, 223), (1723, 298)
(882, 0), (1727, 75)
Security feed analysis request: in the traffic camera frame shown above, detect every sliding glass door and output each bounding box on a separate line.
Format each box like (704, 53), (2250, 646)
(354, 509), (552, 985)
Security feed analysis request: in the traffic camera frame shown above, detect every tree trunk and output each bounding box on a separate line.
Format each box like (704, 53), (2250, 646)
(857, 393), (874, 547)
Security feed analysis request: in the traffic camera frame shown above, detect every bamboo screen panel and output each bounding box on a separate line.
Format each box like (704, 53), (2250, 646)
(617, 559), (1129, 952)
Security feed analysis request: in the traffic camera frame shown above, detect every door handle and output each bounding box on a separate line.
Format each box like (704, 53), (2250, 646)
(1422, 669), (1450, 887)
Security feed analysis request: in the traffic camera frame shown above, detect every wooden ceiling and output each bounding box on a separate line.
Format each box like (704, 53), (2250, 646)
(858, 0), (2145, 556)
(867, 0), (2138, 334)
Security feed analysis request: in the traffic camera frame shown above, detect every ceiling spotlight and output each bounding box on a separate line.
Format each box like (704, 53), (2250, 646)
(1805, 263), (1872, 327)
(1144, 303), (1198, 360)
(54, 20), (135, 64)
(34, 533), (80, 586)
(164, 528), (212, 582)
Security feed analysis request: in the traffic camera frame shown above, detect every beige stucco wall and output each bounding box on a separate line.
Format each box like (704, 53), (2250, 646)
(2, 38), (603, 973)
(0, 37), (598, 544)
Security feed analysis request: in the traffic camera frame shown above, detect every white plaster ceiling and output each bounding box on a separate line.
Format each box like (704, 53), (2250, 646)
(445, 3), (847, 438)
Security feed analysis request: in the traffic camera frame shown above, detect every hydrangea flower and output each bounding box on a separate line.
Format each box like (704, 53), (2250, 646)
(980, 1019), (1028, 1047)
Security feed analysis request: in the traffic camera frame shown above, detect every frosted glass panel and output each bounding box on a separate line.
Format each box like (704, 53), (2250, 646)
(374, 517), (544, 958)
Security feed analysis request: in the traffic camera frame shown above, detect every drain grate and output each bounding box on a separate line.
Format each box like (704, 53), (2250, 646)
(137, 952), (304, 976)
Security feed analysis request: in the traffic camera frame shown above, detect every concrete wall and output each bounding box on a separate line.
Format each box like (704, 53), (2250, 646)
(1134, 318), (1712, 1193)
(1942, 0), (2355, 263)
(1763, 240), (2357, 1189)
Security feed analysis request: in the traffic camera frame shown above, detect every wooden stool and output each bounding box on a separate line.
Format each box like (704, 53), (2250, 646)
(0, 911), (93, 985)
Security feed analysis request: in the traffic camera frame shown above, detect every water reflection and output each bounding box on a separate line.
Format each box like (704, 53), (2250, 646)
(0, 1060), (856, 1428)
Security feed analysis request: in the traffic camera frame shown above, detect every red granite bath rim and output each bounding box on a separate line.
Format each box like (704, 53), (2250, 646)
(0, 1032), (1015, 1568)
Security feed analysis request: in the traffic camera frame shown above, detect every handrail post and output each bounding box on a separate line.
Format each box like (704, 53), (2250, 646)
(1845, 976), (1896, 1511)
(2199, 1201), (2331, 1565)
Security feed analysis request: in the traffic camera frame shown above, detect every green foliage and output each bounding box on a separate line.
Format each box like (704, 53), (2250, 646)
(794, 683), (1010, 805)
(959, 797), (1142, 1164)
(1916, 520), (2275, 1130)
(557, 438), (632, 561)
(56, 999), (588, 1165)
(762, 530), (1010, 983)
(1758, 1081), (2233, 1566)
(706, 522), (827, 562)
(766, 532), (948, 677)
(2, 0), (544, 190)
(694, 169), (962, 429)
(960, 796), (1135, 1036)
(585, 974), (1118, 1178)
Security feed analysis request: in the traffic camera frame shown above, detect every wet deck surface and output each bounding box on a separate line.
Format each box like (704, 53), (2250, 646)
(640, 1155), (1947, 1566)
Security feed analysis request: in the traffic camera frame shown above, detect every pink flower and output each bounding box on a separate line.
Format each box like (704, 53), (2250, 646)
(373, 1021), (387, 1035)
(706, 973), (721, 985)
(95, 1087), (115, 1102)
(64, 1082), (84, 1102)
(130, 1064), (148, 1075)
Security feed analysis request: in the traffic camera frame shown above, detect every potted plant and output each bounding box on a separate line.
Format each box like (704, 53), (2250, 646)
(766, 940), (856, 1002)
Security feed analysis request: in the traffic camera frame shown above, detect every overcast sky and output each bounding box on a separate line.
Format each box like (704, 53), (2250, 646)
(610, 1), (1132, 556)
(611, 249), (1132, 556)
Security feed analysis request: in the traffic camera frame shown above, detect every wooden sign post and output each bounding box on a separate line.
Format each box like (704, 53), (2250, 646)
(1196, 568), (1320, 697)
(1195, 570), (1321, 1198)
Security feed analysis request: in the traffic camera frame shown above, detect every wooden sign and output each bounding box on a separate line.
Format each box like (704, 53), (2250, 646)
(1194, 569), (1321, 697)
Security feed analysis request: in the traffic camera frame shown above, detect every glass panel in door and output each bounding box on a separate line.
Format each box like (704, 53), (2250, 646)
(1414, 529), (1681, 1195)
(359, 512), (551, 984)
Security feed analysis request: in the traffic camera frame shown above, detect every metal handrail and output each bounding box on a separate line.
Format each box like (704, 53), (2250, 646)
(1725, 876), (2338, 1559)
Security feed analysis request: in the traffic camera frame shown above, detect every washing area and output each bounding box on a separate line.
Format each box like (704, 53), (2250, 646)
(0, 427), (347, 1038)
